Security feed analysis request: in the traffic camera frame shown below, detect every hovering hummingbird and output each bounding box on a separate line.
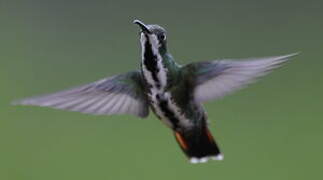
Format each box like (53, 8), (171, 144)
(14, 19), (297, 163)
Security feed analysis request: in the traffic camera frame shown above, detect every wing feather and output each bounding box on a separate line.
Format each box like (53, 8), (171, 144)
(13, 71), (149, 118)
(182, 53), (298, 103)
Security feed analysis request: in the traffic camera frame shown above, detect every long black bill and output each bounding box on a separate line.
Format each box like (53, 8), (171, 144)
(133, 19), (151, 34)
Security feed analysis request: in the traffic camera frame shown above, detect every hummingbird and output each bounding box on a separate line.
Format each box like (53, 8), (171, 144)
(14, 19), (297, 163)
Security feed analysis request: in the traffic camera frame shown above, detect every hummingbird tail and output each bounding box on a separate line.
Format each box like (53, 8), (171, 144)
(174, 127), (223, 163)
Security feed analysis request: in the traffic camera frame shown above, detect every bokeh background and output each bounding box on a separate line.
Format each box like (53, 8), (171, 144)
(1, 0), (322, 179)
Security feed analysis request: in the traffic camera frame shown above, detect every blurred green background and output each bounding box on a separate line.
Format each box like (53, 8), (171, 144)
(1, 0), (322, 179)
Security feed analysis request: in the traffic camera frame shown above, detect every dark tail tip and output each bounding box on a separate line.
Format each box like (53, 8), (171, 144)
(174, 127), (223, 163)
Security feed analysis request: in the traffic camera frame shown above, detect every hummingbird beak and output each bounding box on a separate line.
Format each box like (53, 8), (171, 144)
(133, 19), (152, 34)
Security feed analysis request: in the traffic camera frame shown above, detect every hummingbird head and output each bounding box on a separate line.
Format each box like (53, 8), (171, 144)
(133, 19), (168, 55)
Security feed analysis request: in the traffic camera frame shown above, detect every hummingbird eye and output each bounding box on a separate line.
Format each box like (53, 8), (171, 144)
(159, 34), (166, 41)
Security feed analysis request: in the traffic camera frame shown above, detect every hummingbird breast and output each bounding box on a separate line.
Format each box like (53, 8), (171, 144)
(140, 34), (196, 131)
(141, 57), (193, 130)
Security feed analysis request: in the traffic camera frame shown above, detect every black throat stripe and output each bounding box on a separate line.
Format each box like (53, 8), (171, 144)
(143, 36), (161, 88)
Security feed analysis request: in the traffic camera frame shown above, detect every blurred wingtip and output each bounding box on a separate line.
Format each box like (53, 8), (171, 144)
(11, 96), (36, 106)
(279, 52), (300, 59)
(11, 99), (26, 106)
(268, 52), (299, 65)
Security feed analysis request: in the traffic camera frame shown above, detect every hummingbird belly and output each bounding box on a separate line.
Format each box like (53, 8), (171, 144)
(148, 90), (193, 130)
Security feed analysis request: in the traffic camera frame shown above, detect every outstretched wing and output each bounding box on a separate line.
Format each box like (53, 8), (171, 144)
(181, 53), (298, 103)
(13, 71), (149, 118)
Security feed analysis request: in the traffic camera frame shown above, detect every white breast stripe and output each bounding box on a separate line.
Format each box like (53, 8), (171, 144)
(165, 93), (193, 128)
(141, 33), (173, 128)
(140, 33), (192, 129)
(150, 91), (174, 128)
